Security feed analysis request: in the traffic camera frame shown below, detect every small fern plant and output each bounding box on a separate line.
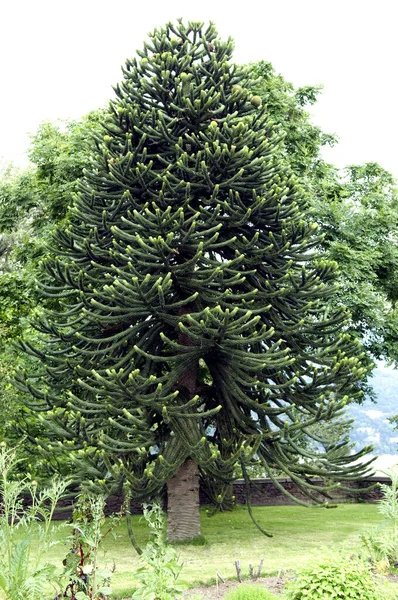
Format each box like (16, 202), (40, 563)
(0, 442), (69, 600)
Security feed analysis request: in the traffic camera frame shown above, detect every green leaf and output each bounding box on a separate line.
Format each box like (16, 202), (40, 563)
(75, 592), (90, 600)
(97, 586), (112, 595)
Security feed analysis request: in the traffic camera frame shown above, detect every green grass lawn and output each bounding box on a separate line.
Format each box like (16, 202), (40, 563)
(43, 503), (398, 598)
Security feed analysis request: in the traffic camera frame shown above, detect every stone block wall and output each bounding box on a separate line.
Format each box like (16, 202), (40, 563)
(48, 475), (386, 520)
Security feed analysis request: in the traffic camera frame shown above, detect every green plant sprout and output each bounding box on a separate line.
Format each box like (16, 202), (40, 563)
(132, 504), (187, 600)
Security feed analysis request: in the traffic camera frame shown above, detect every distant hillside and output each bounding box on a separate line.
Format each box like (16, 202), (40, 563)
(348, 366), (398, 455)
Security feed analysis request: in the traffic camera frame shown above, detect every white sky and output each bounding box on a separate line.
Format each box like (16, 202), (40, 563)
(1, 0), (397, 178)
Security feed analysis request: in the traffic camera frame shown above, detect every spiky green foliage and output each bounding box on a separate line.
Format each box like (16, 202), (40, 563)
(15, 20), (372, 503)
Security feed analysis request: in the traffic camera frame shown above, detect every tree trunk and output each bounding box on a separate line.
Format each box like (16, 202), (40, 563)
(167, 458), (200, 542)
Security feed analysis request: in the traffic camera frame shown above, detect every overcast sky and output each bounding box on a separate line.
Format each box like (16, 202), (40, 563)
(1, 0), (397, 178)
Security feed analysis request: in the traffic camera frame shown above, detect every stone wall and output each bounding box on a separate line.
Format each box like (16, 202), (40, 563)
(50, 475), (386, 520)
(219, 476), (385, 506)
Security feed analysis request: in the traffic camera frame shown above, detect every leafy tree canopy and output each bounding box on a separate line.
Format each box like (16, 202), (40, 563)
(310, 162), (398, 363)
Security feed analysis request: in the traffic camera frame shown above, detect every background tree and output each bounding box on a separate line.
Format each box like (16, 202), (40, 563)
(310, 162), (398, 363)
(0, 113), (102, 471)
(250, 60), (337, 181)
(14, 21), (373, 541)
(252, 61), (398, 367)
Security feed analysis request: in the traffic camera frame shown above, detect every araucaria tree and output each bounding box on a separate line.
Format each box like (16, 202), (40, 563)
(16, 21), (372, 541)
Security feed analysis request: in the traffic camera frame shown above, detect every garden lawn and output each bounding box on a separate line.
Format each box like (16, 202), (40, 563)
(38, 503), (398, 598)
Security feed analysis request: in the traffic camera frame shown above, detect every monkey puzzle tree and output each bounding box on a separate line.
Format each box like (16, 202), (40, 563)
(15, 20), (373, 541)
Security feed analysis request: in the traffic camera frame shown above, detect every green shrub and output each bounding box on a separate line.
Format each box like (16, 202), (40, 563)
(285, 555), (383, 600)
(224, 584), (278, 600)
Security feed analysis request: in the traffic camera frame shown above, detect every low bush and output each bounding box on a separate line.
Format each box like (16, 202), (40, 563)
(285, 554), (383, 600)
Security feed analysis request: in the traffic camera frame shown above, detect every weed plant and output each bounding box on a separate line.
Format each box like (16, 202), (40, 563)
(61, 492), (121, 600)
(131, 503), (187, 600)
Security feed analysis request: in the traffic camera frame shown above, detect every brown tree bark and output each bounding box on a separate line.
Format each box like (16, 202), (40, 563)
(167, 458), (200, 542)
(165, 307), (202, 541)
